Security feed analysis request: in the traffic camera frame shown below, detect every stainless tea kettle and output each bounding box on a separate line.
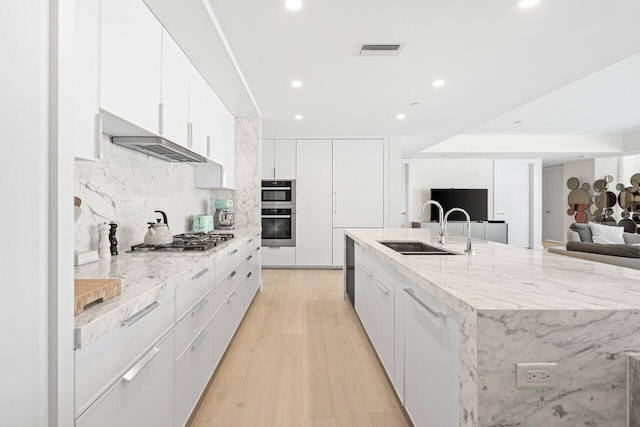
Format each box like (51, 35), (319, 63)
(144, 210), (173, 245)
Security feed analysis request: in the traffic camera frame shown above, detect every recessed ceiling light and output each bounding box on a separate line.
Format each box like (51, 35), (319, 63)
(432, 79), (445, 87)
(285, 0), (302, 11)
(518, 0), (540, 8)
(410, 102), (420, 106)
(294, 115), (303, 120)
(396, 114), (406, 120)
(291, 80), (303, 88)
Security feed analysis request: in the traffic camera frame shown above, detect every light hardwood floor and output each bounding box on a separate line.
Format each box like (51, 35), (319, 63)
(190, 269), (410, 427)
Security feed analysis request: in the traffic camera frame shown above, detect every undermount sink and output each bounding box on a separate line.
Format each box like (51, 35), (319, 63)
(377, 241), (459, 256)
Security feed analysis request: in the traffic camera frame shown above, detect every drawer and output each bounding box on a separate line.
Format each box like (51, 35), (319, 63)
(363, 249), (395, 294)
(176, 264), (215, 321)
(175, 288), (215, 360)
(261, 246), (296, 266)
(75, 290), (176, 418)
(175, 320), (215, 427)
(76, 331), (174, 427)
(215, 242), (249, 284)
(212, 254), (251, 314)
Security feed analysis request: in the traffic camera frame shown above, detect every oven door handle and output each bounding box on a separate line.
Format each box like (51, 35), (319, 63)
(262, 187), (292, 190)
(261, 215), (293, 219)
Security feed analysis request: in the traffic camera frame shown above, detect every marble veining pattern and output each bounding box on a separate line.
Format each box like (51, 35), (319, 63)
(233, 117), (261, 228)
(631, 354), (640, 427)
(75, 137), (231, 253)
(74, 228), (261, 349)
(478, 310), (640, 426)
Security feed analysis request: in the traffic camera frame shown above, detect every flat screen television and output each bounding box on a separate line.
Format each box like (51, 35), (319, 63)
(430, 188), (488, 222)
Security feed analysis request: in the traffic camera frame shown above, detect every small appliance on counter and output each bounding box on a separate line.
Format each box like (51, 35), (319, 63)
(193, 215), (214, 233)
(144, 210), (173, 245)
(214, 199), (236, 230)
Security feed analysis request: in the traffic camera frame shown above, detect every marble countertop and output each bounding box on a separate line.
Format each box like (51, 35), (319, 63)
(74, 227), (261, 349)
(346, 228), (640, 312)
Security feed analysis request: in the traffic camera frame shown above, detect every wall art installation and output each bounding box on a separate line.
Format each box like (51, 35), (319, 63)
(567, 174), (640, 233)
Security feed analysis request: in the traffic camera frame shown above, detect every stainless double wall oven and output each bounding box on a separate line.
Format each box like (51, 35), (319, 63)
(261, 180), (296, 247)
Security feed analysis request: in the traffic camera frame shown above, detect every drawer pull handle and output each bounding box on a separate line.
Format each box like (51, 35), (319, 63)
(227, 291), (237, 304)
(247, 271), (253, 278)
(256, 247), (261, 252)
(191, 330), (208, 351)
(122, 302), (159, 327)
(404, 288), (446, 319)
(192, 268), (210, 281)
(191, 297), (209, 316)
(372, 276), (391, 295)
(230, 270), (237, 278)
(122, 347), (160, 383)
(248, 238), (253, 243)
(363, 267), (373, 277)
(246, 255), (253, 261)
(230, 249), (238, 256)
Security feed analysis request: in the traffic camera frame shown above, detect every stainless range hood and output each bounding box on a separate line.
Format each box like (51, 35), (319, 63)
(111, 136), (207, 163)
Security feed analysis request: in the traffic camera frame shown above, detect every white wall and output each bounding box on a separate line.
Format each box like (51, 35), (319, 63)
(386, 136), (403, 228)
(407, 159), (495, 222)
(0, 0), (51, 424)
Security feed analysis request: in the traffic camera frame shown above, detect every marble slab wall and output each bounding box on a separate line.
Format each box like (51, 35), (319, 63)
(74, 136), (232, 252)
(477, 309), (640, 427)
(233, 117), (261, 228)
(630, 354), (640, 427)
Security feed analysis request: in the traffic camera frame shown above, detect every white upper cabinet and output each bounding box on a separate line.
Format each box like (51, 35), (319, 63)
(262, 140), (296, 179)
(188, 64), (209, 157)
(100, 0), (162, 135)
(261, 140), (275, 179)
(206, 91), (236, 188)
(275, 140), (297, 179)
(160, 30), (189, 147)
(74, 0), (101, 161)
(333, 139), (384, 228)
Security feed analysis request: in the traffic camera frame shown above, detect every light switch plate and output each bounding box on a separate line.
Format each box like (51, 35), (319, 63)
(516, 362), (558, 388)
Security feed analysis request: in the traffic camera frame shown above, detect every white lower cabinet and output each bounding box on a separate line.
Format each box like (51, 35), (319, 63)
(75, 236), (262, 427)
(403, 283), (459, 427)
(76, 331), (174, 427)
(174, 321), (215, 427)
(354, 248), (460, 427)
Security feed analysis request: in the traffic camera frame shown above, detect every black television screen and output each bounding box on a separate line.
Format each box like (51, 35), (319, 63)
(430, 189), (488, 222)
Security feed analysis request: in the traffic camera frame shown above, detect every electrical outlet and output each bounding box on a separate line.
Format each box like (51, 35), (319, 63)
(516, 363), (558, 389)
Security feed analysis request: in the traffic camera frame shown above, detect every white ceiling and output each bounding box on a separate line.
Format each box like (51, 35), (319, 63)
(466, 52), (640, 135)
(208, 0), (640, 157)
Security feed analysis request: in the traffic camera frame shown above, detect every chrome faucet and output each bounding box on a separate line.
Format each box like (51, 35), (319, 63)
(418, 200), (445, 245)
(444, 208), (474, 254)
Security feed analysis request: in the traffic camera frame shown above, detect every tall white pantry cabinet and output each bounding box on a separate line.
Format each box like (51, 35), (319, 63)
(261, 139), (385, 267)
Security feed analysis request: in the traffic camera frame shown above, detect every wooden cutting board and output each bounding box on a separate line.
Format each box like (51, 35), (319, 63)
(75, 278), (121, 316)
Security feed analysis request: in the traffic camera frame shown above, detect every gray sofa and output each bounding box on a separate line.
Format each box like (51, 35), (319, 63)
(548, 225), (640, 270)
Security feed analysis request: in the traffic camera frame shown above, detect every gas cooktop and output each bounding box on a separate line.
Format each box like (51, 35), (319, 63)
(129, 232), (235, 253)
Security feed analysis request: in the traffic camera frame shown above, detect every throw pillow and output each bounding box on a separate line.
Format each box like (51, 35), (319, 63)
(588, 222), (625, 245)
(569, 223), (593, 243)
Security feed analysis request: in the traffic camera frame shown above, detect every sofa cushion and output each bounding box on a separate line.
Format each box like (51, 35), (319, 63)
(588, 222), (625, 244)
(569, 223), (593, 243)
(566, 241), (640, 258)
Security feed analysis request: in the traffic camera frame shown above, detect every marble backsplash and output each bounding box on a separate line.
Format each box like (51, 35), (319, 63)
(233, 117), (261, 228)
(74, 135), (232, 253)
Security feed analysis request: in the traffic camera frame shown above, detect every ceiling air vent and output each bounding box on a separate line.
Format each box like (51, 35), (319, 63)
(359, 44), (404, 57)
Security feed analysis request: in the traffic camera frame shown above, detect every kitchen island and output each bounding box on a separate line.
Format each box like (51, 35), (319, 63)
(345, 228), (640, 427)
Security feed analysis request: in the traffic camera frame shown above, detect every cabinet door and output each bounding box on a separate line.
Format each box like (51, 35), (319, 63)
(274, 140), (296, 179)
(161, 30), (189, 147)
(207, 93), (236, 188)
(74, 0), (101, 160)
(404, 286), (459, 427)
(76, 332), (174, 427)
(188, 65), (209, 156)
(296, 140), (333, 266)
(100, 0), (162, 134)
(261, 139), (275, 179)
(333, 139), (384, 227)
